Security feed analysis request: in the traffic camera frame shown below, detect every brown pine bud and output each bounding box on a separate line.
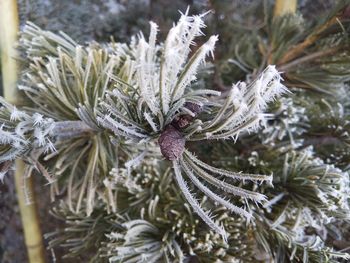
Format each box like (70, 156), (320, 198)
(172, 115), (193, 129)
(172, 102), (203, 129)
(158, 125), (185, 161)
(184, 102), (203, 116)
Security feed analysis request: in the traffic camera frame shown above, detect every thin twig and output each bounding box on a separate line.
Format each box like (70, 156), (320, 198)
(278, 16), (338, 65)
(278, 46), (342, 72)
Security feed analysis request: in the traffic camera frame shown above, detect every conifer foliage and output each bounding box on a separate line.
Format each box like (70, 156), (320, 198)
(1, 1), (350, 262)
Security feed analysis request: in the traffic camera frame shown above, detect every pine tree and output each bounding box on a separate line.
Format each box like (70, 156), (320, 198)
(1, 1), (350, 262)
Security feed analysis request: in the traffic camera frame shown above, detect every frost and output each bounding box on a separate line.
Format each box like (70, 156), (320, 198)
(173, 160), (228, 241)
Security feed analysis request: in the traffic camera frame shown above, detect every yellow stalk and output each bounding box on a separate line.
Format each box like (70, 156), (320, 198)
(0, 1), (46, 262)
(274, 0), (297, 17)
(268, 0), (297, 64)
(14, 160), (47, 263)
